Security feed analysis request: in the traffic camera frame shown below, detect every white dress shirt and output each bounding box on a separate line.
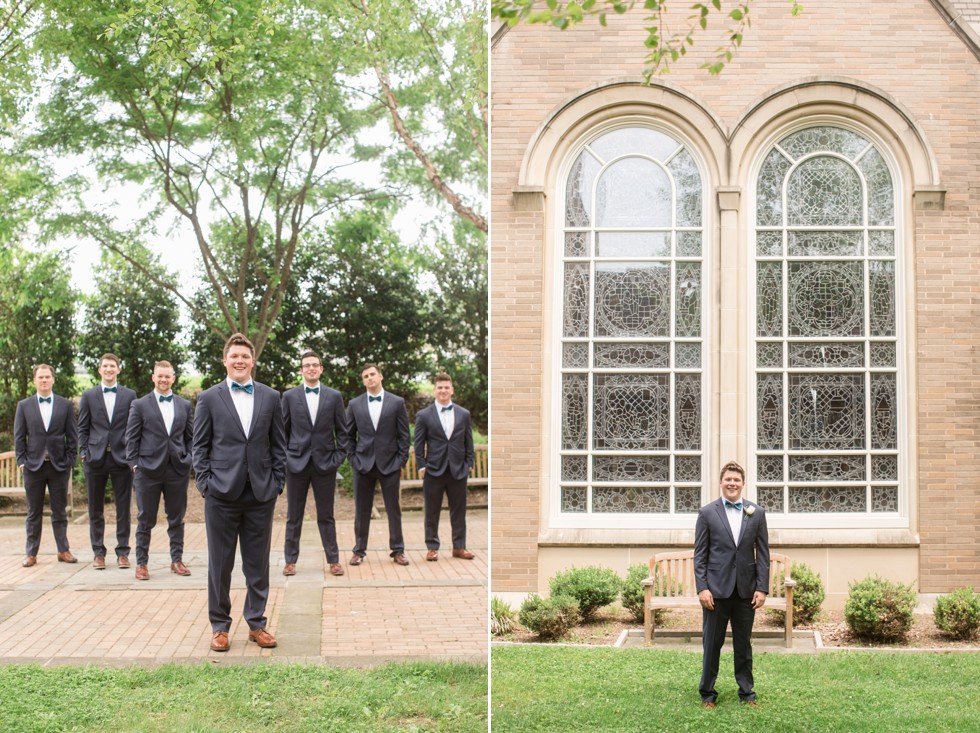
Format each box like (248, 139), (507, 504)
(38, 395), (53, 431)
(367, 390), (384, 430)
(305, 383), (320, 426)
(227, 378), (254, 438)
(101, 383), (117, 422)
(726, 501), (744, 544)
(438, 402), (455, 439)
(155, 391), (175, 435)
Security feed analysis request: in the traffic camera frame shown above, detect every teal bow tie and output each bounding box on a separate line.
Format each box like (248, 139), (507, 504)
(158, 395), (173, 402)
(369, 395), (382, 402)
(306, 386), (319, 394)
(38, 396), (52, 403)
(103, 386), (117, 393)
(725, 500), (743, 511)
(440, 405), (453, 412)
(231, 382), (254, 394)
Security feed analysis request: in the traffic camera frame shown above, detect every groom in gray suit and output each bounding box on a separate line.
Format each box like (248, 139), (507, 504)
(193, 333), (286, 652)
(694, 460), (770, 708)
(281, 350), (350, 577)
(346, 362), (411, 566)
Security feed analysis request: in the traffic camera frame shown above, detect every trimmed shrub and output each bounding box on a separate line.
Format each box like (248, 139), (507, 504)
(767, 562), (825, 626)
(518, 594), (581, 640)
(621, 563), (680, 624)
(548, 566), (622, 621)
(490, 596), (516, 636)
(934, 587), (980, 641)
(844, 576), (916, 643)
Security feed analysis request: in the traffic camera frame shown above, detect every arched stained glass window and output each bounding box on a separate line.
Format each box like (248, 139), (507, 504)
(753, 125), (901, 515)
(558, 125), (705, 516)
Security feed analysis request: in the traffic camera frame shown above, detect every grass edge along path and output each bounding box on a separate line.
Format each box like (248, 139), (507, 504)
(491, 645), (978, 732)
(0, 660), (488, 733)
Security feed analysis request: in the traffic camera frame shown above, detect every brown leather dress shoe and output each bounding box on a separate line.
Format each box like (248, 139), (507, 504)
(92, 556), (106, 570)
(135, 565), (149, 580)
(22, 555), (37, 568)
(57, 551), (78, 563)
(452, 548), (475, 560)
(329, 563), (345, 576)
(248, 628), (277, 648)
(701, 701), (716, 710)
(392, 553), (410, 566)
(426, 550), (439, 562)
(349, 554), (364, 566)
(282, 563), (297, 576)
(170, 561), (191, 576)
(117, 555), (131, 569)
(210, 630), (230, 652)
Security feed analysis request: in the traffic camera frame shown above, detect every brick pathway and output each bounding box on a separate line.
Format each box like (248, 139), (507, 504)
(0, 508), (487, 667)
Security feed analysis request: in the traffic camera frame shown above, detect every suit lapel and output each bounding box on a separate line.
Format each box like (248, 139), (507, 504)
(217, 383), (247, 437)
(713, 499), (737, 547)
(248, 384), (264, 436)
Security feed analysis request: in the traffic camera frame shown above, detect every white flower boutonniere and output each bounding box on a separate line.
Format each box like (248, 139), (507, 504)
(744, 504), (756, 516)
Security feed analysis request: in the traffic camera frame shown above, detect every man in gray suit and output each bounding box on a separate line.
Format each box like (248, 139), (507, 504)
(414, 373), (475, 561)
(346, 362), (411, 566)
(192, 333), (286, 652)
(694, 460), (770, 709)
(125, 360), (194, 580)
(14, 364), (78, 567)
(281, 350), (350, 577)
(77, 353), (137, 570)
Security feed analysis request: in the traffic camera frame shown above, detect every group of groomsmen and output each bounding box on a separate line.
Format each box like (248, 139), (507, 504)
(14, 334), (476, 652)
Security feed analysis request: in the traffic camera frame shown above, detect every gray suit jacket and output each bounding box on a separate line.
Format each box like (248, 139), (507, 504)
(125, 392), (194, 478)
(281, 385), (350, 474)
(694, 497), (770, 600)
(345, 390), (410, 475)
(414, 403), (474, 481)
(78, 384), (137, 464)
(14, 395), (78, 472)
(191, 381), (286, 502)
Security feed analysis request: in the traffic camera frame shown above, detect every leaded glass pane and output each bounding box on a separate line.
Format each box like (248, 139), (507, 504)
(871, 455), (898, 481)
(563, 342), (589, 368)
(789, 486), (866, 512)
(674, 455), (701, 482)
(757, 373), (783, 450)
(565, 231), (589, 257)
(789, 455), (866, 481)
(596, 158), (671, 228)
(788, 374), (865, 450)
(677, 231), (701, 257)
(869, 230), (894, 256)
(858, 148), (895, 225)
(758, 486), (784, 512)
(562, 374), (588, 450)
(870, 373), (897, 450)
(787, 230), (862, 257)
(589, 127), (680, 163)
(594, 342), (669, 368)
(593, 373), (670, 450)
(561, 486), (588, 512)
(757, 455), (784, 482)
(788, 342), (864, 368)
(757, 262), (783, 337)
(565, 151), (601, 226)
(593, 486), (670, 513)
(870, 342), (896, 368)
(871, 486), (899, 512)
(675, 342), (701, 368)
(787, 157), (863, 227)
(675, 487), (701, 513)
(674, 374), (701, 450)
(869, 261), (896, 337)
(757, 230), (782, 256)
(594, 262), (670, 337)
(788, 262), (864, 337)
(779, 126), (869, 160)
(757, 342), (782, 368)
(563, 262), (590, 338)
(675, 262), (702, 337)
(596, 231), (670, 258)
(668, 148), (702, 226)
(757, 149), (791, 226)
(561, 455), (588, 481)
(593, 455), (669, 482)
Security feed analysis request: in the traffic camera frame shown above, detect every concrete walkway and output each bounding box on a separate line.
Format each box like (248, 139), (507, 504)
(0, 509), (488, 667)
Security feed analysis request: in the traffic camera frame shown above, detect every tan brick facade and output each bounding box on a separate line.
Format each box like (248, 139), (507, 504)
(491, 0), (980, 597)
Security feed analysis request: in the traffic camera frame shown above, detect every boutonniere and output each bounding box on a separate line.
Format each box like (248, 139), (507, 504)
(744, 504), (756, 516)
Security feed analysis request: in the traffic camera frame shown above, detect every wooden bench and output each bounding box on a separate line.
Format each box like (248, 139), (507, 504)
(641, 549), (796, 648)
(400, 443), (489, 489)
(0, 450), (75, 518)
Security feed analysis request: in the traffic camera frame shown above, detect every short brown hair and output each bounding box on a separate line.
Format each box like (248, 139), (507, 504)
(153, 360), (174, 371)
(99, 353), (121, 367)
(720, 460), (745, 482)
(33, 363), (54, 377)
(223, 333), (255, 359)
(434, 372), (453, 385)
(300, 351), (321, 364)
(361, 362), (381, 376)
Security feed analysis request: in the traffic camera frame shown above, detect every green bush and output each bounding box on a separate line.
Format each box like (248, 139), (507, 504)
(934, 587), (980, 640)
(490, 596), (516, 636)
(548, 566), (621, 621)
(518, 594), (581, 640)
(768, 562), (825, 626)
(621, 563), (680, 624)
(844, 576), (916, 643)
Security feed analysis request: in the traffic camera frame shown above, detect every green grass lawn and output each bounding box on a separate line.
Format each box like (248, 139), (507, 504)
(491, 646), (978, 732)
(0, 661), (487, 733)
